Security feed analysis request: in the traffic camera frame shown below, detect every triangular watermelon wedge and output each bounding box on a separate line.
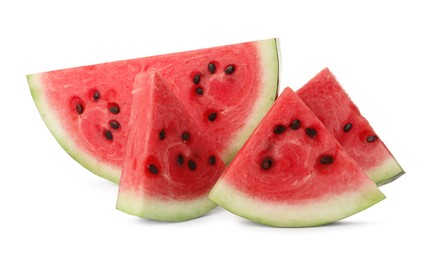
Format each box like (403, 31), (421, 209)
(297, 68), (404, 185)
(209, 88), (385, 227)
(27, 39), (278, 183)
(117, 71), (225, 221)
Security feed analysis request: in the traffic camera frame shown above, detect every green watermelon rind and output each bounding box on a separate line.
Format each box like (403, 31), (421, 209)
(117, 190), (216, 222)
(209, 180), (385, 227)
(27, 74), (121, 183)
(222, 39), (280, 163)
(368, 157), (405, 186)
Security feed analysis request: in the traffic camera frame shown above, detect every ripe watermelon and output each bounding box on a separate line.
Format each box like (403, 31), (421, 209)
(117, 72), (225, 221)
(209, 88), (385, 227)
(297, 68), (404, 185)
(27, 39), (279, 183)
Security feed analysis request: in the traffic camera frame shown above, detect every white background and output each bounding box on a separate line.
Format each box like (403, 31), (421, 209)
(1, 0), (431, 259)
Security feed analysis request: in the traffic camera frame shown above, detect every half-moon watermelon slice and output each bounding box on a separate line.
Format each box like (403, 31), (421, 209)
(209, 88), (385, 227)
(27, 39), (279, 183)
(117, 71), (225, 221)
(296, 68), (404, 185)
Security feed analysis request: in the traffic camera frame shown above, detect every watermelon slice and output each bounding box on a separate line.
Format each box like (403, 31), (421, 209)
(27, 39), (279, 183)
(296, 68), (404, 185)
(209, 88), (385, 227)
(117, 72), (225, 221)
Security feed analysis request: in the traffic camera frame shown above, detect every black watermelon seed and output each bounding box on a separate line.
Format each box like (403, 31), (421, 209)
(290, 119), (301, 130)
(208, 63), (216, 74)
(208, 112), (217, 121)
(366, 135), (378, 142)
(261, 157), (272, 170)
(110, 121), (120, 129)
(193, 73), (201, 84)
(209, 155), (216, 165)
(195, 87), (204, 95)
(181, 132), (190, 141)
(177, 154), (184, 166)
(109, 105), (120, 114)
(320, 155), (334, 165)
(104, 130), (113, 140)
(224, 65), (235, 74)
(159, 129), (166, 140)
(188, 160), (197, 170)
(76, 103), (84, 115)
(93, 91), (100, 101)
(273, 125), (286, 134)
(148, 164), (159, 174)
(305, 128), (317, 138)
(343, 123), (353, 132)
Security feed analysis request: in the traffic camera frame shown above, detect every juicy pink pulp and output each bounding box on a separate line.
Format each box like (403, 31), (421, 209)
(37, 41), (265, 172)
(119, 72), (225, 199)
(296, 68), (403, 178)
(218, 88), (372, 203)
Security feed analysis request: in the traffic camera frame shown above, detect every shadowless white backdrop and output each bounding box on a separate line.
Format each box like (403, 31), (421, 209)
(1, 0), (431, 259)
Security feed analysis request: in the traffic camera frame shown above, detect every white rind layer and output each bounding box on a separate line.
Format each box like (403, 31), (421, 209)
(222, 39), (279, 163)
(368, 157), (405, 186)
(209, 180), (385, 227)
(27, 74), (121, 183)
(117, 190), (216, 222)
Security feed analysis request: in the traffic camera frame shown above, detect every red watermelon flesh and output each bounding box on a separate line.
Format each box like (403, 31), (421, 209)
(209, 88), (385, 227)
(296, 68), (404, 185)
(117, 71), (225, 221)
(27, 39), (279, 183)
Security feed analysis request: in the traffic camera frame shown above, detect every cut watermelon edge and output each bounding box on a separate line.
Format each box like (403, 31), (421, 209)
(116, 190), (216, 222)
(222, 38), (280, 163)
(369, 157), (405, 186)
(208, 179), (385, 227)
(27, 74), (121, 183)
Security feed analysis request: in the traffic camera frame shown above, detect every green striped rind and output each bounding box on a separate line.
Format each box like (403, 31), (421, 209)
(117, 190), (216, 222)
(209, 180), (385, 227)
(222, 38), (280, 163)
(27, 74), (121, 183)
(369, 157), (405, 186)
